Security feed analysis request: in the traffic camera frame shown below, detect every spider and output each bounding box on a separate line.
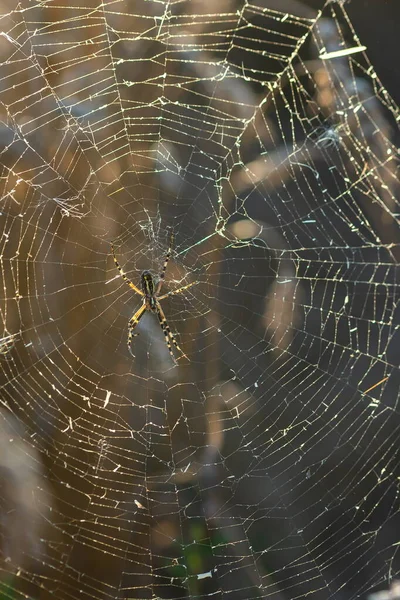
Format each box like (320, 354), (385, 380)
(111, 233), (196, 363)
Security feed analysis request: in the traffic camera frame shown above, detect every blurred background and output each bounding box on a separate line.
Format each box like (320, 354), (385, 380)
(0, 0), (399, 599)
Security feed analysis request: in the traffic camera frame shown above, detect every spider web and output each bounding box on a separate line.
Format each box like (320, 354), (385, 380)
(0, 1), (399, 599)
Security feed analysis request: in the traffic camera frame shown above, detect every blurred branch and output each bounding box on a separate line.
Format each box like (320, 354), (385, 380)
(368, 581), (400, 600)
(0, 410), (51, 572)
(312, 17), (400, 261)
(227, 219), (301, 357)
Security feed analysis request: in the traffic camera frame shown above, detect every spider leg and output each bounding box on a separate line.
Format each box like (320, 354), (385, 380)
(156, 231), (174, 294)
(156, 302), (188, 362)
(111, 244), (144, 296)
(127, 303), (146, 357)
(158, 280), (198, 301)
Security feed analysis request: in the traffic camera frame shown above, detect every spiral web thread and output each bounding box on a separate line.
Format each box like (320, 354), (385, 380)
(0, 1), (398, 600)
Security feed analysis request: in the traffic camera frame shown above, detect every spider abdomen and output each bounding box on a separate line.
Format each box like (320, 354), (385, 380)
(141, 270), (157, 311)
